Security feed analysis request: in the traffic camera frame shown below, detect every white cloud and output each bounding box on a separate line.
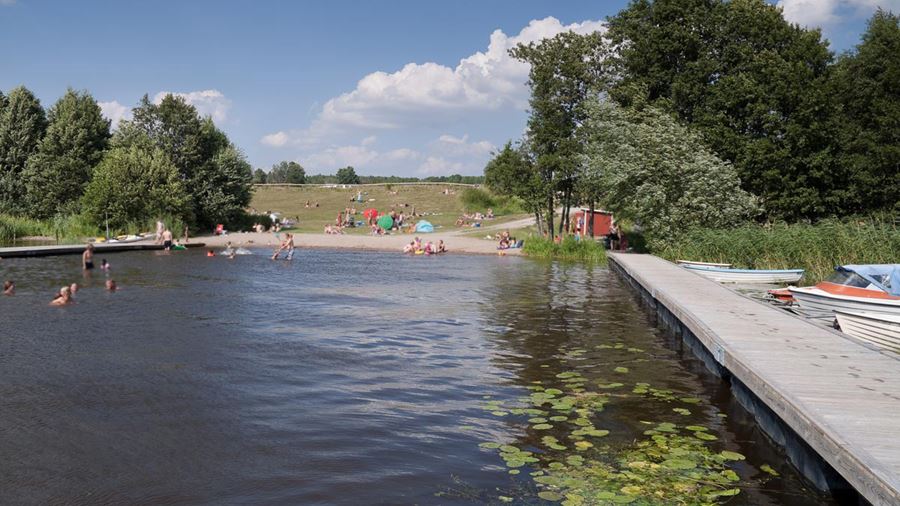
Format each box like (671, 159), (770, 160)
(260, 16), (604, 148)
(432, 134), (495, 158)
(153, 89), (231, 122)
(261, 131), (290, 147)
(98, 100), (132, 129)
(777, 0), (900, 27)
(418, 156), (464, 175)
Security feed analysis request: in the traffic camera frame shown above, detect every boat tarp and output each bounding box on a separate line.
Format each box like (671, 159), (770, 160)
(415, 220), (434, 233)
(841, 264), (900, 296)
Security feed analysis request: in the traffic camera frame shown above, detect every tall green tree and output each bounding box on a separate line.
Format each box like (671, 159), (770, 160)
(583, 99), (758, 248)
(829, 9), (900, 214)
(484, 141), (545, 233)
(336, 166), (360, 184)
(608, 0), (836, 219)
(268, 160), (306, 184)
(116, 94), (252, 227)
(81, 142), (189, 229)
(22, 88), (111, 218)
(0, 86), (47, 214)
(252, 168), (268, 184)
(510, 31), (609, 237)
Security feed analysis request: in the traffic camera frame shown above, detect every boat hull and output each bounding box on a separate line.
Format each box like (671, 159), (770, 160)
(789, 287), (900, 319)
(684, 266), (804, 284)
(834, 311), (900, 353)
(675, 260), (733, 268)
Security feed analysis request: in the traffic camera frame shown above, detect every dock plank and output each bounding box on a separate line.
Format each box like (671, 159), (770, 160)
(609, 253), (900, 506)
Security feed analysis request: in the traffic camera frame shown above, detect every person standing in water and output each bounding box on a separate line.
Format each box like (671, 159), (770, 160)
(271, 233), (295, 260)
(162, 228), (173, 250)
(83, 244), (95, 270)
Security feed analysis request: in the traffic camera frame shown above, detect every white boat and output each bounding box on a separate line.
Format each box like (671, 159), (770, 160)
(107, 234), (148, 244)
(788, 264), (900, 318)
(676, 260), (733, 268)
(682, 265), (804, 284)
(789, 286), (900, 318)
(834, 310), (900, 353)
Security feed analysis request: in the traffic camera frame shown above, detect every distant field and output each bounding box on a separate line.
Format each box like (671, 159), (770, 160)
(250, 184), (526, 234)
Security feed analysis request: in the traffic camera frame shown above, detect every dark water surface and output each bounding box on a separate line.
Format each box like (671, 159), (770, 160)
(0, 250), (837, 505)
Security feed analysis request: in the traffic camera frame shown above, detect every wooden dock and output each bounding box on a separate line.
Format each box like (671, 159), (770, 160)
(608, 253), (899, 505)
(0, 241), (205, 258)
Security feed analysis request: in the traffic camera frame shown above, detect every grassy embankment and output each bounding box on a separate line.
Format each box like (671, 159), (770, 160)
(250, 184), (527, 234)
(0, 213), (187, 246)
(656, 218), (899, 284)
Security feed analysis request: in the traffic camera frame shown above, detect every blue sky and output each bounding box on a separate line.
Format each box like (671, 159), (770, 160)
(0, 0), (895, 176)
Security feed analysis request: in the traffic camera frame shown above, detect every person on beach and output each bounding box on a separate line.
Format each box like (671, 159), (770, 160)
(3, 280), (14, 295)
(437, 240), (447, 253)
(83, 244), (95, 270)
(162, 228), (173, 250)
(105, 279), (117, 291)
(403, 241), (414, 254)
(50, 286), (73, 306)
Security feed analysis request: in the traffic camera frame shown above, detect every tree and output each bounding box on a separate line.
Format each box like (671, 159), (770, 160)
(0, 86), (47, 214)
(484, 141), (546, 234)
(252, 168), (268, 184)
(511, 31), (610, 237)
(116, 94), (252, 227)
(22, 88), (111, 218)
(829, 9), (900, 214)
(582, 99), (758, 248)
(336, 166), (360, 184)
(81, 142), (189, 229)
(268, 160), (306, 184)
(607, 0), (836, 219)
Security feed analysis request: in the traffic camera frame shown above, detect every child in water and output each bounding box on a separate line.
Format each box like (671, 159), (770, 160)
(3, 280), (14, 295)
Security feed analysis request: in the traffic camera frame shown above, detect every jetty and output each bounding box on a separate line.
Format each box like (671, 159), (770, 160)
(0, 242), (206, 259)
(608, 253), (899, 505)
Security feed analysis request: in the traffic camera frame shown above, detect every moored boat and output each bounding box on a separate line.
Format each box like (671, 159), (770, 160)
(788, 264), (900, 318)
(834, 310), (900, 353)
(675, 260), (733, 268)
(682, 264), (804, 284)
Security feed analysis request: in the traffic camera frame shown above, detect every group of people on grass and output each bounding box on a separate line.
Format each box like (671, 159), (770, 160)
(456, 208), (494, 228)
(402, 237), (447, 256)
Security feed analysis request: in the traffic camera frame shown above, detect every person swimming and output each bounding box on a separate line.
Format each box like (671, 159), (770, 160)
(100, 259), (110, 270)
(105, 279), (117, 291)
(69, 283), (79, 295)
(207, 249), (216, 257)
(3, 280), (14, 295)
(50, 286), (73, 306)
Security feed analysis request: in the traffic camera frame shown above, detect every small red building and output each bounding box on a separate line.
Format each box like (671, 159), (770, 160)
(570, 208), (613, 237)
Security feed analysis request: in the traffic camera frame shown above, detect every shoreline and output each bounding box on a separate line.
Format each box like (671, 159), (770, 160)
(191, 231), (524, 257)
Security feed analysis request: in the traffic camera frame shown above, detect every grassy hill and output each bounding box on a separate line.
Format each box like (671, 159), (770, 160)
(249, 184), (525, 234)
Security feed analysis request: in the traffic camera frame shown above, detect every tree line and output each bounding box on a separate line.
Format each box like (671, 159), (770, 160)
(254, 162), (484, 185)
(484, 1), (899, 247)
(0, 87), (252, 232)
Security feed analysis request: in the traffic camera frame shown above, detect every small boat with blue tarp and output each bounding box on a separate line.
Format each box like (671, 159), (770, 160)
(788, 264), (900, 318)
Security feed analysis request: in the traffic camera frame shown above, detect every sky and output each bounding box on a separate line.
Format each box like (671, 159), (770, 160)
(1, 0), (896, 177)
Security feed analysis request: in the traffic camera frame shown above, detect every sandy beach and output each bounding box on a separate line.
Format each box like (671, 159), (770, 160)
(193, 230), (524, 256)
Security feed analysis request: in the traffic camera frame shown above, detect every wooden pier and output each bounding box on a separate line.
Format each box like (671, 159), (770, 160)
(0, 241), (205, 258)
(608, 253), (899, 505)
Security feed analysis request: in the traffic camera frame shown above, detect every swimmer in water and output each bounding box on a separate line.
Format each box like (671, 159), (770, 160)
(105, 279), (117, 291)
(3, 280), (14, 295)
(69, 283), (79, 295)
(207, 250), (216, 257)
(100, 259), (110, 270)
(50, 286), (73, 306)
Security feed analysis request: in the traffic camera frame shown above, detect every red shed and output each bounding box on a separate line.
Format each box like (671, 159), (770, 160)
(571, 208), (613, 237)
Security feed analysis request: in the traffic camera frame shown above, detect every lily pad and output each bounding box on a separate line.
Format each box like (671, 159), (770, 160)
(672, 408), (691, 416)
(662, 458), (697, 470)
(760, 464), (780, 477)
(614, 367), (629, 373)
(720, 450), (745, 461)
(537, 491), (563, 501)
(694, 431), (718, 441)
(533, 423), (554, 430)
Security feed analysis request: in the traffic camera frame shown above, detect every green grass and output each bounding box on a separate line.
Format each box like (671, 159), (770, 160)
(523, 235), (608, 263)
(250, 184), (527, 234)
(656, 218), (899, 284)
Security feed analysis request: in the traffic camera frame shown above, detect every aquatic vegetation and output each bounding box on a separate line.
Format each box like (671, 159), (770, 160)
(523, 236), (608, 263)
(477, 355), (779, 505)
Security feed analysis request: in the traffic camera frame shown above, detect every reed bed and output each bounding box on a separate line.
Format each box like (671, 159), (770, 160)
(656, 218), (899, 284)
(523, 235), (608, 263)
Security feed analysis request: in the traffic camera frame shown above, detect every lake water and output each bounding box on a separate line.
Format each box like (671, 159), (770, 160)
(0, 249), (838, 504)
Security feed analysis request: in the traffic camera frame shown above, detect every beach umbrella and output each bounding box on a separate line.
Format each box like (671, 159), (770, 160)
(415, 220), (434, 233)
(363, 208), (378, 220)
(377, 215), (394, 230)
